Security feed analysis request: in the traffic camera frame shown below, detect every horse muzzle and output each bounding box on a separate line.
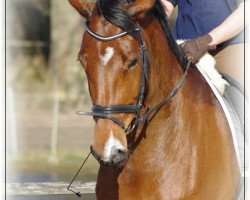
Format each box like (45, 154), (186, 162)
(90, 146), (128, 169)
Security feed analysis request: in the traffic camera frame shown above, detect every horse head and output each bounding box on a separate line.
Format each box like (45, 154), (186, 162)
(69, 0), (155, 168)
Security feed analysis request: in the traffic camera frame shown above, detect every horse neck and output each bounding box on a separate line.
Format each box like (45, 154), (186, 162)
(141, 16), (183, 113)
(135, 16), (208, 170)
(127, 16), (190, 153)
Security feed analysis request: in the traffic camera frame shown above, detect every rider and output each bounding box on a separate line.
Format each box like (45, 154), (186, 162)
(160, 0), (248, 87)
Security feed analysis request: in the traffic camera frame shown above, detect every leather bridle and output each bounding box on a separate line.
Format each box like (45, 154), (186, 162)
(77, 23), (191, 135)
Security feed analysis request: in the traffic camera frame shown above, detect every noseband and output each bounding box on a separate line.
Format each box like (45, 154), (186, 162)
(77, 23), (191, 134)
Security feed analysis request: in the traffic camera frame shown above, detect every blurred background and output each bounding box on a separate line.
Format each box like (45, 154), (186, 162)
(5, 1), (177, 199)
(6, 0), (98, 199)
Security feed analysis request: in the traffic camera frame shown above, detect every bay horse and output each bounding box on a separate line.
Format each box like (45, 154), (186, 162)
(68, 0), (240, 199)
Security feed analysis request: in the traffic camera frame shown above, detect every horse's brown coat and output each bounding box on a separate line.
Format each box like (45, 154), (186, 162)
(69, 1), (240, 199)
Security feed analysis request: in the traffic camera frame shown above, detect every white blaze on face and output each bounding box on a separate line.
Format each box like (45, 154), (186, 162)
(102, 132), (125, 161)
(100, 47), (114, 65)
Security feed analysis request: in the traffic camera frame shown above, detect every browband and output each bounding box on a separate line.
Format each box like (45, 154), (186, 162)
(85, 25), (140, 41)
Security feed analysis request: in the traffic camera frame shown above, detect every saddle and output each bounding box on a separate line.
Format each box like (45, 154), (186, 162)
(222, 74), (245, 170)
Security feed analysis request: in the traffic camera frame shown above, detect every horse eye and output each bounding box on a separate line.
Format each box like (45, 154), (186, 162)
(128, 59), (138, 69)
(121, 0), (134, 3)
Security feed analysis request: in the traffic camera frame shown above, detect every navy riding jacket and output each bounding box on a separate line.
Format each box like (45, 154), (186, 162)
(168, 0), (245, 46)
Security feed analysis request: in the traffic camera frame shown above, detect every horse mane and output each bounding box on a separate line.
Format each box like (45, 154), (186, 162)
(97, 0), (187, 69)
(153, 2), (187, 68)
(97, 0), (137, 32)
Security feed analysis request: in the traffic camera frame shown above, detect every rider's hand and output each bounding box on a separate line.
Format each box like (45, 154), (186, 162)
(181, 34), (216, 63)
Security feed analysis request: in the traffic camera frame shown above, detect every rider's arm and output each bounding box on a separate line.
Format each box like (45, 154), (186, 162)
(209, 2), (248, 46)
(160, 0), (176, 18)
(182, 2), (248, 63)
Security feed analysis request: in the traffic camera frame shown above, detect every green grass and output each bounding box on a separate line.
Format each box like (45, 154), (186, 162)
(7, 149), (99, 182)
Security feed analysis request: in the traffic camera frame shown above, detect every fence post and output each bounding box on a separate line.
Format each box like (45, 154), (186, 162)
(7, 86), (18, 155)
(49, 67), (59, 164)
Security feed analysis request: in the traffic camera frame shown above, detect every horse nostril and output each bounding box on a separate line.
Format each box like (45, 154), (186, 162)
(117, 149), (126, 155)
(112, 148), (128, 163)
(112, 148), (127, 158)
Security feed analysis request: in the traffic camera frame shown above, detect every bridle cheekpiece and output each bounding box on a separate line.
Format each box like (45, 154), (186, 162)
(77, 23), (191, 135)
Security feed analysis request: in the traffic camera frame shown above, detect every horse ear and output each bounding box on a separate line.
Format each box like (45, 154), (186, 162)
(68, 0), (94, 19)
(125, 0), (155, 18)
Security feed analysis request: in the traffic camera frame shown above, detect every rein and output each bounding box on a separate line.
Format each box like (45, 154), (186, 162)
(77, 23), (191, 134)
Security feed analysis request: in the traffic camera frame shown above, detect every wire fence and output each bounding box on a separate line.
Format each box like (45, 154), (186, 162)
(7, 0), (50, 59)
